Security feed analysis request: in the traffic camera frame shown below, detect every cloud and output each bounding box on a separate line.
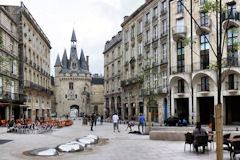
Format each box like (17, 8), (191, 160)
(0, 0), (145, 75)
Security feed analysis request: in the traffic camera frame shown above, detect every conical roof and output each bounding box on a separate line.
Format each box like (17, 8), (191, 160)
(79, 49), (88, 70)
(62, 49), (68, 69)
(54, 54), (61, 67)
(71, 29), (77, 42)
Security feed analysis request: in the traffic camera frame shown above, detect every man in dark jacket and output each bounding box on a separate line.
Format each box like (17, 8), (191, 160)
(193, 122), (207, 152)
(90, 113), (96, 131)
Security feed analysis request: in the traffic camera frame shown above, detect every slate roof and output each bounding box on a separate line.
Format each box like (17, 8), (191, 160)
(54, 54), (61, 67)
(71, 29), (77, 42)
(103, 31), (122, 54)
(55, 30), (90, 74)
(91, 77), (104, 85)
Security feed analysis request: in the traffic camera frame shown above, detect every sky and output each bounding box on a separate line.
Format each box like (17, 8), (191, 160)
(0, 0), (145, 76)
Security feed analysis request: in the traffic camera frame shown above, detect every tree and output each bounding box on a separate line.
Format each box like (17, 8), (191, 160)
(174, 0), (240, 159)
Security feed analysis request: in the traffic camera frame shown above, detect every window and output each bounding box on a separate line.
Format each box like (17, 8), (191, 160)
(106, 54), (109, 63)
(154, 25), (158, 39)
(139, 21), (143, 33)
(146, 12), (150, 24)
(112, 80), (114, 91)
(178, 79), (184, 93)
(146, 30), (150, 43)
(153, 74), (158, 89)
(131, 47), (135, 58)
(118, 61), (121, 72)
(200, 53), (209, 69)
(176, 18), (184, 33)
(228, 74), (238, 90)
(162, 71), (167, 89)
(162, 19), (167, 35)
(36, 96), (38, 103)
(154, 48), (158, 64)
(112, 51), (114, 60)
(162, 1), (167, 13)
(200, 12), (208, 26)
(65, 95), (67, 99)
(131, 26), (135, 38)
(200, 0), (208, 5)
(118, 47), (121, 56)
(146, 51), (150, 66)
(162, 43), (167, 61)
(177, 0), (184, 13)
(126, 70), (129, 79)
(138, 42), (142, 55)
(200, 34), (209, 51)
(201, 76), (209, 91)
(69, 82), (74, 90)
(153, 7), (158, 18)
(112, 64), (114, 75)
(118, 77), (121, 88)
(125, 30), (129, 42)
(227, 4), (236, 19)
(177, 41), (184, 72)
(72, 62), (76, 69)
(131, 68), (135, 78)
(125, 50), (129, 62)
(227, 28), (238, 66)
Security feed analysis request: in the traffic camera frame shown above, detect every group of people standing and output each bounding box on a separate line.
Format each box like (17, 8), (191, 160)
(82, 112), (146, 133)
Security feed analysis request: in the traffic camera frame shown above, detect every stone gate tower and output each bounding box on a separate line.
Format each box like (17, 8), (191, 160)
(54, 30), (91, 117)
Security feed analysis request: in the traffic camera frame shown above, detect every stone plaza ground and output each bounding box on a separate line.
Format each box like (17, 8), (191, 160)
(0, 119), (236, 160)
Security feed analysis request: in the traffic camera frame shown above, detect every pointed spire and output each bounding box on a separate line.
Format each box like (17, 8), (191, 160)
(54, 54), (61, 67)
(71, 29), (77, 42)
(62, 49), (68, 69)
(79, 49), (88, 70)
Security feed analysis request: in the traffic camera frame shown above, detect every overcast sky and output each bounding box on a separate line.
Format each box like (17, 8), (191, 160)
(0, 0), (145, 76)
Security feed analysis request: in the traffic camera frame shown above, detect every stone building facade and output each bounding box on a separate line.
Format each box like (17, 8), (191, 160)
(54, 30), (104, 117)
(104, 0), (170, 123)
(103, 31), (123, 119)
(0, 6), (25, 121)
(1, 2), (52, 121)
(169, 0), (240, 125)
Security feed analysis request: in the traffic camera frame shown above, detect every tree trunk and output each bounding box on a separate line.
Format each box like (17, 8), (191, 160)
(215, 104), (223, 160)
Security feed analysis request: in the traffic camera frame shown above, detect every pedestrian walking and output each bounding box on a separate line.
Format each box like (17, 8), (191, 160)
(94, 114), (98, 126)
(112, 113), (120, 132)
(138, 113), (145, 133)
(90, 113), (96, 131)
(100, 115), (104, 125)
(125, 121), (134, 131)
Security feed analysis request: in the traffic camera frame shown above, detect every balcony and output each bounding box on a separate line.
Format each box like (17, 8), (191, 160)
(172, 26), (187, 41)
(145, 20), (150, 27)
(161, 31), (168, 38)
(152, 16), (158, 22)
(226, 0), (236, 5)
(222, 12), (240, 29)
(171, 65), (191, 75)
(121, 77), (143, 87)
(225, 81), (238, 93)
(24, 80), (53, 95)
(161, 58), (168, 65)
(161, 9), (167, 16)
(0, 91), (26, 103)
(152, 36), (159, 43)
(195, 18), (211, 35)
(144, 41), (151, 47)
(158, 86), (168, 94)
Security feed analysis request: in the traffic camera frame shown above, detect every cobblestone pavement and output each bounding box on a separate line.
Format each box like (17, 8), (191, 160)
(0, 120), (235, 160)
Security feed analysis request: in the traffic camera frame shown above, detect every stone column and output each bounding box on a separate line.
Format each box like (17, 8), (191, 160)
(135, 101), (139, 119)
(20, 107), (23, 119)
(115, 98), (118, 115)
(5, 106), (9, 121)
(189, 95), (193, 125)
(25, 109), (28, 119)
(193, 94), (198, 124)
(171, 87), (175, 116)
(9, 105), (13, 121)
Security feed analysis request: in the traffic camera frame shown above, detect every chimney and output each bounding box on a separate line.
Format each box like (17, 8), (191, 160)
(124, 16), (129, 21)
(86, 56), (89, 70)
